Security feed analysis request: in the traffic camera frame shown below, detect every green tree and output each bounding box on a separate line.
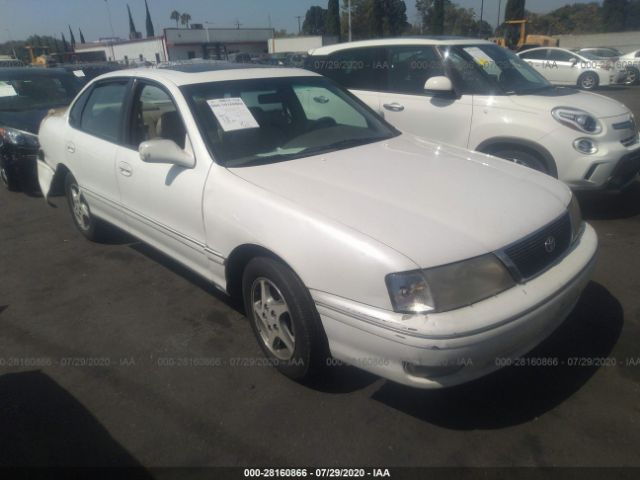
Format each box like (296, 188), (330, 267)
(416, 0), (447, 35)
(302, 6), (327, 35)
(170, 10), (180, 28)
(326, 0), (342, 39)
(145, 0), (155, 37)
(504, 0), (526, 21)
(180, 12), (192, 28)
(601, 0), (629, 31)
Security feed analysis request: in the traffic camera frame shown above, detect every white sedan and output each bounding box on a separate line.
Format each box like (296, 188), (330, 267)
(618, 49), (640, 84)
(518, 47), (627, 89)
(37, 66), (598, 388)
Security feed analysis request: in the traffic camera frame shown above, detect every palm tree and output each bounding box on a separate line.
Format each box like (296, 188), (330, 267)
(180, 12), (191, 29)
(170, 10), (180, 28)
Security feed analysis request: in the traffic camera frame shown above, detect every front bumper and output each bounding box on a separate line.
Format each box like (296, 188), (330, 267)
(0, 144), (39, 186)
(312, 223), (598, 389)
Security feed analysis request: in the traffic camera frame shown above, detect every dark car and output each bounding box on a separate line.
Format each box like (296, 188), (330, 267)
(0, 67), (79, 191)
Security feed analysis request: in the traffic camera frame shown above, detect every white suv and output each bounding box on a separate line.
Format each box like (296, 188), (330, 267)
(307, 38), (640, 190)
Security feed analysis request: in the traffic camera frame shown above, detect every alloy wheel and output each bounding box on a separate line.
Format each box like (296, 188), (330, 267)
(69, 184), (91, 231)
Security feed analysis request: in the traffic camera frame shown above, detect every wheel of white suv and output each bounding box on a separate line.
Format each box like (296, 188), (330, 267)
(242, 256), (329, 381)
(578, 72), (599, 90)
(64, 173), (104, 241)
(487, 147), (550, 175)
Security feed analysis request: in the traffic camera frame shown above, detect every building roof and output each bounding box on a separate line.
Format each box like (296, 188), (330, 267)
(96, 64), (319, 86)
(309, 37), (494, 55)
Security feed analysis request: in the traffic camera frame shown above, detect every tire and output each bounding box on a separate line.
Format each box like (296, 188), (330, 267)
(0, 162), (21, 191)
(64, 173), (104, 241)
(625, 67), (639, 85)
(487, 147), (551, 175)
(578, 72), (599, 90)
(242, 256), (329, 381)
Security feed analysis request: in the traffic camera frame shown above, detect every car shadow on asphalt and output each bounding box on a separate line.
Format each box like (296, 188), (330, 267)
(370, 281), (623, 429)
(0, 370), (152, 471)
(577, 180), (640, 220)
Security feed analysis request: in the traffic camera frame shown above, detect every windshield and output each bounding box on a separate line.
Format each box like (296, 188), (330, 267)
(0, 73), (78, 111)
(182, 76), (399, 167)
(440, 44), (552, 95)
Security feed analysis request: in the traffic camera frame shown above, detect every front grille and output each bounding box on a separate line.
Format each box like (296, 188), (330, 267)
(501, 213), (572, 281)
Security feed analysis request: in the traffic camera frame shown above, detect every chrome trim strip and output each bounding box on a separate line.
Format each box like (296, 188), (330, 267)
(81, 186), (226, 262)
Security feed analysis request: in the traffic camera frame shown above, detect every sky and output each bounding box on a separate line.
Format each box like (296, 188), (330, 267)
(0, 0), (602, 43)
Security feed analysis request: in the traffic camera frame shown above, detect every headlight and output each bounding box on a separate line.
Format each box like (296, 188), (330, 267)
(386, 254), (515, 314)
(552, 107), (602, 134)
(568, 194), (583, 243)
(0, 126), (39, 148)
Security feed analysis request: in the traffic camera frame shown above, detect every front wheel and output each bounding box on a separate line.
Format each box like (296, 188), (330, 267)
(242, 257), (329, 381)
(487, 147), (551, 175)
(0, 162), (21, 191)
(64, 173), (104, 241)
(578, 72), (599, 90)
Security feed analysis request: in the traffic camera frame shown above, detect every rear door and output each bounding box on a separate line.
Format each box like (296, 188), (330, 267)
(66, 79), (130, 224)
(519, 49), (550, 78)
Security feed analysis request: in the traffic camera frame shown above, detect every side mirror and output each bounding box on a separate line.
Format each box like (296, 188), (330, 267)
(424, 76), (455, 95)
(570, 57), (579, 66)
(139, 139), (195, 169)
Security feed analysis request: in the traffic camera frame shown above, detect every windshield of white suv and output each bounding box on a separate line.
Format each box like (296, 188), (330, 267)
(440, 44), (553, 95)
(182, 76), (399, 167)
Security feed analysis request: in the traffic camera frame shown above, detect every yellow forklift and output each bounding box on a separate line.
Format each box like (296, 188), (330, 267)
(491, 20), (558, 51)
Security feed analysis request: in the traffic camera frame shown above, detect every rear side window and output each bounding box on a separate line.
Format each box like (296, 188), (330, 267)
(520, 49), (548, 60)
(310, 48), (386, 91)
(386, 46), (445, 94)
(80, 81), (129, 142)
(547, 50), (577, 62)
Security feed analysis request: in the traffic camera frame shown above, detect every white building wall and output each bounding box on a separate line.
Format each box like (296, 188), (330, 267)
(554, 31), (640, 53)
(76, 38), (167, 64)
(268, 36), (339, 54)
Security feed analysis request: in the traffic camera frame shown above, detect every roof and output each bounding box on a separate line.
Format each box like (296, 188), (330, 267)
(96, 64), (320, 87)
(310, 37), (494, 55)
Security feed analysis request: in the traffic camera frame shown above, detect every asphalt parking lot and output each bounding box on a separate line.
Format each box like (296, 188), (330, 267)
(1, 86), (640, 470)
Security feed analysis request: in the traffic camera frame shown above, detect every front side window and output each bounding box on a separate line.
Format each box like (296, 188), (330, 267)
(182, 76), (398, 167)
(386, 46), (445, 94)
(310, 48), (387, 91)
(80, 81), (129, 142)
(547, 50), (577, 62)
(129, 83), (186, 149)
(440, 44), (552, 95)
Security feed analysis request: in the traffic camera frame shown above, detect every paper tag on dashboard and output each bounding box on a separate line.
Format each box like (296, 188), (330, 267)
(206, 97), (259, 132)
(0, 82), (17, 97)
(73, 70), (86, 77)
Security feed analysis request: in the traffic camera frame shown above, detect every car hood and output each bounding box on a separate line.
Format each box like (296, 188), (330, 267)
(0, 108), (51, 135)
(229, 134), (571, 268)
(508, 89), (629, 119)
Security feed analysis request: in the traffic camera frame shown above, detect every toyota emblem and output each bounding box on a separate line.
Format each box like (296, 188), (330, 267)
(544, 236), (556, 253)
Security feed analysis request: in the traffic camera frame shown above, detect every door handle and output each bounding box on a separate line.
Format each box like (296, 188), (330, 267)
(383, 103), (405, 112)
(118, 162), (133, 177)
(66, 142), (75, 153)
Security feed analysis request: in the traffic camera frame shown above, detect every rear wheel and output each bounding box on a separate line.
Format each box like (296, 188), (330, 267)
(64, 173), (104, 241)
(487, 147), (551, 175)
(242, 257), (329, 381)
(578, 72), (599, 90)
(625, 67), (639, 85)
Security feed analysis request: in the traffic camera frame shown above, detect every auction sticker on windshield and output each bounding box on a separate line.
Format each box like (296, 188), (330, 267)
(207, 97), (259, 132)
(464, 47), (494, 67)
(0, 81), (17, 97)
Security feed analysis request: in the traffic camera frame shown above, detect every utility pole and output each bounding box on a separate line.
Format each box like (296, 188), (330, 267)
(480, 0), (484, 24)
(295, 16), (302, 34)
(104, 0), (116, 38)
(348, 0), (352, 42)
(497, 0), (502, 30)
